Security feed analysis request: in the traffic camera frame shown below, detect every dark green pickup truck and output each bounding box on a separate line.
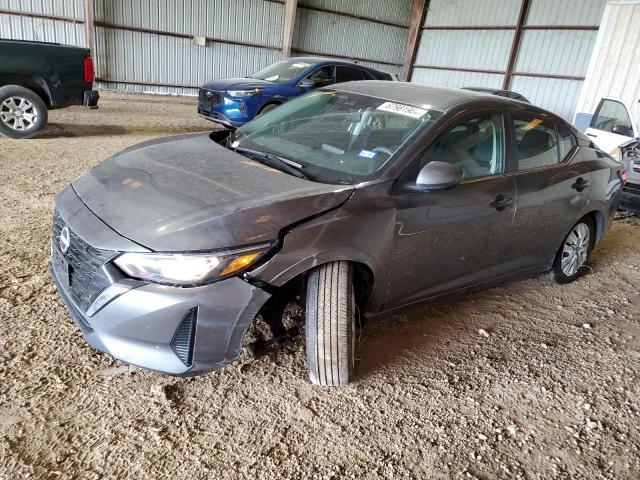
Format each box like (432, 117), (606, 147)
(0, 39), (99, 139)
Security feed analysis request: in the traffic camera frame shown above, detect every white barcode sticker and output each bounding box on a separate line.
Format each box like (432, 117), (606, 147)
(376, 101), (427, 119)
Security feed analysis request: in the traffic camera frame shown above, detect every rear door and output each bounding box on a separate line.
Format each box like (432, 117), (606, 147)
(511, 115), (591, 267)
(335, 66), (365, 84)
(586, 98), (638, 154)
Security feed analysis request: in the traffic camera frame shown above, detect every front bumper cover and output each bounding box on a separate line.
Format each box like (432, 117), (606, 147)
(50, 186), (271, 376)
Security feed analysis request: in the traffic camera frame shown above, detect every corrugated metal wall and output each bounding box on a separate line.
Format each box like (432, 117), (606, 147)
(292, 0), (412, 78)
(93, 0), (283, 95)
(575, 1), (640, 118)
(411, 0), (608, 119)
(0, 0), (611, 119)
(0, 0), (85, 46)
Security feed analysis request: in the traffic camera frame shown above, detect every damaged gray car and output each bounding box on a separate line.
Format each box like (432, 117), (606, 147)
(50, 82), (624, 386)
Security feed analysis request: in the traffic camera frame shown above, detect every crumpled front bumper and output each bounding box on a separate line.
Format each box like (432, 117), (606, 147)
(50, 186), (271, 376)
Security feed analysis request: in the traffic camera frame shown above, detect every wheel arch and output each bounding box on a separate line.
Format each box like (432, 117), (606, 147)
(584, 209), (606, 245)
(0, 75), (52, 107)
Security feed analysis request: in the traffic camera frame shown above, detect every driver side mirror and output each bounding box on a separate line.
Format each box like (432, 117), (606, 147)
(612, 124), (634, 137)
(416, 161), (463, 190)
(299, 79), (317, 88)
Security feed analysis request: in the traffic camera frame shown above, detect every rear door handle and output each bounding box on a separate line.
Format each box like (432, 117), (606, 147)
(489, 194), (513, 211)
(586, 133), (598, 138)
(571, 177), (589, 192)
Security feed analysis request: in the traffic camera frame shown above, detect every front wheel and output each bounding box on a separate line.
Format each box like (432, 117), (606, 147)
(0, 85), (48, 139)
(305, 261), (355, 386)
(551, 218), (594, 283)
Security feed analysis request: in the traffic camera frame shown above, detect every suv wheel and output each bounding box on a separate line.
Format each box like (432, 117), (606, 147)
(0, 85), (48, 139)
(551, 218), (594, 284)
(305, 261), (355, 386)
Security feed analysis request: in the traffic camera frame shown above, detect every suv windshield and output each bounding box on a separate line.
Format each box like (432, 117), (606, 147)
(251, 60), (314, 83)
(233, 90), (441, 183)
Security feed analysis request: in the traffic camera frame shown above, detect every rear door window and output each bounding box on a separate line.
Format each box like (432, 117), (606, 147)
(514, 116), (559, 170)
(336, 66), (365, 83)
(591, 99), (633, 133)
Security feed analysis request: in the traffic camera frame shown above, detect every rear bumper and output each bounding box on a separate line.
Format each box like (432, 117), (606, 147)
(83, 90), (99, 108)
(620, 182), (640, 214)
(50, 187), (271, 376)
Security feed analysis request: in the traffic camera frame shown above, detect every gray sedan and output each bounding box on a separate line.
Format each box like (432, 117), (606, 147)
(50, 81), (625, 386)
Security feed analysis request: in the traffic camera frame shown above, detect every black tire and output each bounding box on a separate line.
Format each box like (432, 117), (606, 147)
(258, 103), (279, 116)
(305, 261), (355, 386)
(0, 85), (48, 139)
(550, 217), (595, 284)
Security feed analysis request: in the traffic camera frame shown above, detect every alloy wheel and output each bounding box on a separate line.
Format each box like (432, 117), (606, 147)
(560, 222), (590, 277)
(0, 96), (38, 131)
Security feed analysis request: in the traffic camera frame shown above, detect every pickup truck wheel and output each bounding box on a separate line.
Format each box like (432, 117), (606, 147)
(305, 261), (355, 386)
(0, 85), (48, 139)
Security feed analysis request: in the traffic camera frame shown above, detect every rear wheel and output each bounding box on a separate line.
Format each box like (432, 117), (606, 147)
(551, 218), (594, 283)
(305, 261), (355, 386)
(0, 85), (48, 139)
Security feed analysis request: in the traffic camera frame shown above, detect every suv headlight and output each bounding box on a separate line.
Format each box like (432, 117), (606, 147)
(227, 89), (262, 97)
(114, 244), (271, 286)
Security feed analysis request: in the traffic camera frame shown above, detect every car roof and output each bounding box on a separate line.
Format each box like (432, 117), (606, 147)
(332, 81), (496, 112)
(286, 56), (381, 71)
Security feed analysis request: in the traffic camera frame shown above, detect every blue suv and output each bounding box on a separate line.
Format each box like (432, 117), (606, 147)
(197, 57), (393, 128)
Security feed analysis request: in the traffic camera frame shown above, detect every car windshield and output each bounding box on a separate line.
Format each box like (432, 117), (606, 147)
(232, 90), (441, 183)
(251, 60), (314, 83)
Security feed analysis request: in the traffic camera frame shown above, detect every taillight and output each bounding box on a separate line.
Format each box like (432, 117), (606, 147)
(83, 56), (94, 84)
(618, 169), (629, 184)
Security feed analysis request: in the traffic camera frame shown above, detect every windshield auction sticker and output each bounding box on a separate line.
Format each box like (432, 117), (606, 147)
(377, 102), (427, 119)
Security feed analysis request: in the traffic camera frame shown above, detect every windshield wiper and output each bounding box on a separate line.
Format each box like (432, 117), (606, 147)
(233, 147), (310, 180)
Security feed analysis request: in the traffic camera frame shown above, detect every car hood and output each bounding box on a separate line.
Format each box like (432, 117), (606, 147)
(201, 78), (275, 91)
(72, 133), (354, 251)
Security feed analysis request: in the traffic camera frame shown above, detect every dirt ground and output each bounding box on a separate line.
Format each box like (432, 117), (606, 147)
(0, 91), (638, 480)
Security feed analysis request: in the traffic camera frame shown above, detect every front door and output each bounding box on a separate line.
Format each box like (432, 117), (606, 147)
(586, 98), (637, 154)
(386, 113), (518, 309)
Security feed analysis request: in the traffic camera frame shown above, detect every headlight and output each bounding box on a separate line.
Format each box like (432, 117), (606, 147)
(114, 244), (271, 286)
(227, 89), (262, 97)
(610, 147), (623, 162)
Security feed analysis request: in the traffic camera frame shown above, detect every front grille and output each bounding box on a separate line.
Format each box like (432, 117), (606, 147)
(52, 212), (117, 312)
(171, 307), (198, 366)
(198, 88), (223, 105)
(623, 182), (640, 195)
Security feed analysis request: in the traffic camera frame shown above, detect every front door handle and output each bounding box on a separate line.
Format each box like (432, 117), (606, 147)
(571, 177), (590, 192)
(586, 133), (598, 138)
(489, 194), (513, 211)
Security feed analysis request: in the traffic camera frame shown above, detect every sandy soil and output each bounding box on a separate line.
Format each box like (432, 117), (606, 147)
(0, 92), (638, 480)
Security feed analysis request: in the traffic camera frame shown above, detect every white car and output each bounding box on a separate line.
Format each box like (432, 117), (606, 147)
(585, 97), (639, 161)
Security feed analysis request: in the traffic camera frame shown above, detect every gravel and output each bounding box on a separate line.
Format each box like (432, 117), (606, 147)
(0, 92), (638, 479)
